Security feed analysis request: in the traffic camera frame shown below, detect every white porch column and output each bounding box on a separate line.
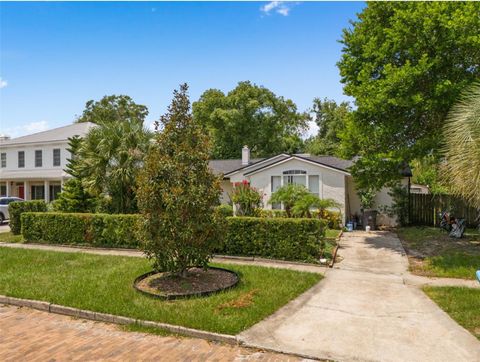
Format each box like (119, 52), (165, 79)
(5, 181), (11, 197)
(24, 181), (30, 200)
(44, 180), (50, 203)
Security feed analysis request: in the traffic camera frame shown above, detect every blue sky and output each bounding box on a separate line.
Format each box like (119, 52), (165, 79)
(0, 1), (365, 138)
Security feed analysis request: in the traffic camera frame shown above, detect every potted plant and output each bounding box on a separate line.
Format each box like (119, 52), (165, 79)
(358, 188), (377, 230)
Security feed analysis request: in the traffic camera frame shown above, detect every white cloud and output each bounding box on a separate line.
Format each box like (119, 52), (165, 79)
(23, 121), (49, 133)
(0, 77), (7, 89)
(261, 1), (297, 16)
(304, 120), (319, 139)
(3, 121), (49, 138)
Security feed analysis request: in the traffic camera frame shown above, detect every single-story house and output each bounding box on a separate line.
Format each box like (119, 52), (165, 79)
(210, 146), (411, 226)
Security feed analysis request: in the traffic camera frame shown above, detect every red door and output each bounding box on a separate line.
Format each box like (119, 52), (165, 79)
(18, 186), (24, 200)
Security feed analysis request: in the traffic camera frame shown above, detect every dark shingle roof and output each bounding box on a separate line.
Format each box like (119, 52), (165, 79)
(208, 158), (264, 175)
(209, 154), (354, 176)
(296, 155), (354, 172)
(209, 153), (412, 178)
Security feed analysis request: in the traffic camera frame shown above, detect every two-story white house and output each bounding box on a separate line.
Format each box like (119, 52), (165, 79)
(0, 122), (94, 202)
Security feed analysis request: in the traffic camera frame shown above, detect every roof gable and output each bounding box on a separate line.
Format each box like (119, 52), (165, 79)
(243, 155), (352, 176)
(0, 122), (95, 146)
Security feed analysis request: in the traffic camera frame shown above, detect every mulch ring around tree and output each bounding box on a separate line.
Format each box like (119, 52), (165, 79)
(134, 267), (239, 300)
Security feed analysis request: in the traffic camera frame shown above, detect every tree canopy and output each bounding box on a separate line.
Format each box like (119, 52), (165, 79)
(305, 98), (351, 156)
(76, 95), (149, 126)
(193, 81), (308, 159)
(337, 2), (480, 188)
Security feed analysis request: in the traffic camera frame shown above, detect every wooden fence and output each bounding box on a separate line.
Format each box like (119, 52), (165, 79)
(409, 193), (479, 227)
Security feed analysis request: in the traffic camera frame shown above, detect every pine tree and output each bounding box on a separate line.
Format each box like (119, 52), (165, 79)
(53, 136), (98, 212)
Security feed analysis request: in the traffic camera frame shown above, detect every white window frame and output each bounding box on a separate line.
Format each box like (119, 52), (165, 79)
(0, 153), (6, 168)
(270, 170), (321, 210)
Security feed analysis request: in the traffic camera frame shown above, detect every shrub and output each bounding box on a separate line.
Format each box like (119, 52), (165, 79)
(257, 209), (287, 218)
(9, 201), (47, 235)
(215, 204), (234, 217)
(269, 184), (309, 217)
(21, 212), (140, 248)
(219, 217), (327, 262)
(312, 209), (343, 229)
(230, 180), (262, 216)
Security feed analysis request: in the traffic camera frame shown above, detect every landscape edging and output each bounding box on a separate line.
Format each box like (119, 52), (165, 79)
(0, 295), (237, 344)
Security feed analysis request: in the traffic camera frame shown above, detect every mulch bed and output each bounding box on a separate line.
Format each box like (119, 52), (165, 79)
(135, 267), (239, 299)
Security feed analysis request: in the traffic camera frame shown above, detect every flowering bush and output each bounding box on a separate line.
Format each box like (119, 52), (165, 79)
(230, 180), (262, 216)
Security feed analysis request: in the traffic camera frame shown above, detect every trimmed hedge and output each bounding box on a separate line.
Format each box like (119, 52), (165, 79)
(21, 212), (140, 248)
(218, 217), (326, 263)
(20, 212), (327, 262)
(9, 201), (47, 235)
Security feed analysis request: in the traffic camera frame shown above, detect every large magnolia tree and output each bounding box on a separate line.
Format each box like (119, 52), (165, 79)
(442, 82), (480, 209)
(136, 84), (222, 276)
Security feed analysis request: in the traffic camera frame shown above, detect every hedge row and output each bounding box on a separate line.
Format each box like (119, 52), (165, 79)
(20, 213), (326, 262)
(218, 217), (326, 263)
(9, 201), (47, 235)
(21, 212), (140, 248)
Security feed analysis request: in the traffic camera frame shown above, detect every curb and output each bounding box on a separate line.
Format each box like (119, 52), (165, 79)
(0, 295), (237, 345)
(328, 229), (343, 268)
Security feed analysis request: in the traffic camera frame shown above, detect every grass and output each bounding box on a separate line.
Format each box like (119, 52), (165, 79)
(325, 229), (342, 239)
(424, 286), (480, 340)
(0, 232), (23, 243)
(397, 226), (480, 279)
(0, 247), (322, 335)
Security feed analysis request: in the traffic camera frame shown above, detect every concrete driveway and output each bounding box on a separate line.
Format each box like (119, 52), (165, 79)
(239, 231), (480, 362)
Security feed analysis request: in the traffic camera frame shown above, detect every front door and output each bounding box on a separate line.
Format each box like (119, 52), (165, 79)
(18, 185), (24, 199)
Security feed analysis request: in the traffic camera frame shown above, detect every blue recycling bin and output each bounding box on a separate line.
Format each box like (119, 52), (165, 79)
(476, 270), (480, 283)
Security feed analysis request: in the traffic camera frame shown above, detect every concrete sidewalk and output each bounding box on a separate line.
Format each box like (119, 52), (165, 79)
(239, 231), (480, 362)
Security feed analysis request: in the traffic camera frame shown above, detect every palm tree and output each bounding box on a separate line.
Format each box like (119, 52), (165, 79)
(292, 194), (341, 218)
(442, 82), (480, 209)
(269, 184), (309, 217)
(76, 120), (151, 213)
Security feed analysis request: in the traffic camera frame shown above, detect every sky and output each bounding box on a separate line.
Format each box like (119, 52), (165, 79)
(0, 1), (365, 138)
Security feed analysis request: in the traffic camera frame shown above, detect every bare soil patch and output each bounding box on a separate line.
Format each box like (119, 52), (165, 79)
(135, 267), (239, 299)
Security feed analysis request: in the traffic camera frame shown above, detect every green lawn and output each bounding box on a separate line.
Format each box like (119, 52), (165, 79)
(397, 226), (480, 279)
(325, 229), (342, 239)
(0, 232), (23, 243)
(0, 247), (321, 335)
(424, 286), (480, 340)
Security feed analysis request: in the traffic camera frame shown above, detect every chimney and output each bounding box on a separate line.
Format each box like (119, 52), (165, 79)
(242, 145), (250, 165)
(0, 134), (10, 142)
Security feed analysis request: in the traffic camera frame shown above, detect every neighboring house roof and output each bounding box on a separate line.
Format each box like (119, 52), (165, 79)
(210, 153), (412, 178)
(210, 153), (355, 177)
(208, 158), (265, 175)
(0, 122), (95, 146)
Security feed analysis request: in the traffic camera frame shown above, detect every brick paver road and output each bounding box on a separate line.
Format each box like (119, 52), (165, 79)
(0, 304), (301, 361)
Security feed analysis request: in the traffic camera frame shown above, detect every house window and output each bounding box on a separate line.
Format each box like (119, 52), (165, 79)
(18, 151), (25, 168)
(0, 153), (6, 168)
(308, 175), (320, 197)
(49, 184), (62, 202)
(35, 150), (42, 167)
(282, 170), (307, 186)
(31, 185), (45, 200)
(0, 185), (6, 196)
(53, 149), (61, 166)
(271, 176), (282, 210)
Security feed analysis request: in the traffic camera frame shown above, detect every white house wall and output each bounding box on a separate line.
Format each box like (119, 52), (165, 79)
(228, 158), (347, 223)
(346, 176), (409, 227)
